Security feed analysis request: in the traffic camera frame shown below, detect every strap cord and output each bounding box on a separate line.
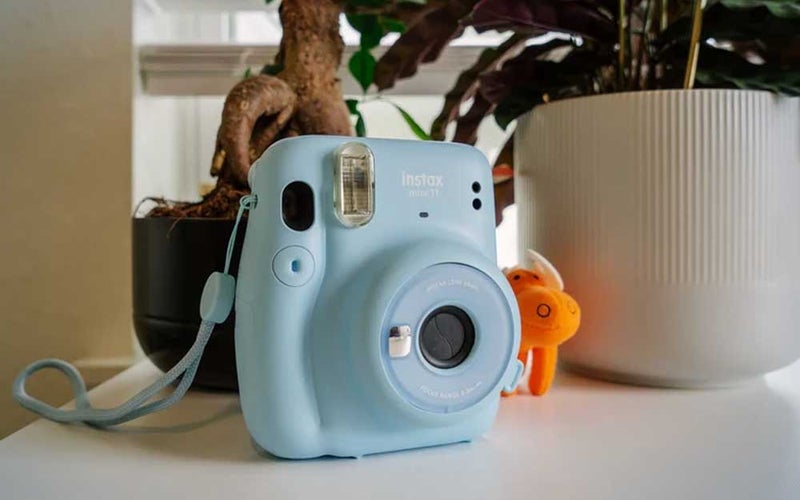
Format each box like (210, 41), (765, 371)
(225, 194), (257, 275)
(12, 194), (257, 427)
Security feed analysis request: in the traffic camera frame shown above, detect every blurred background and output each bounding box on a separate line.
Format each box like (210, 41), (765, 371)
(0, 0), (515, 437)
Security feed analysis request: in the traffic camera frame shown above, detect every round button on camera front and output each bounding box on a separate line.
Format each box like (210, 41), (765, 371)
(272, 246), (315, 287)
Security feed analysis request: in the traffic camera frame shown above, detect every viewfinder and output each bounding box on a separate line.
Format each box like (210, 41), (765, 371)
(282, 181), (315, 231)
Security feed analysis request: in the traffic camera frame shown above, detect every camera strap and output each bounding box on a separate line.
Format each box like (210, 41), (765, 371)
(11, 194), (257, 427)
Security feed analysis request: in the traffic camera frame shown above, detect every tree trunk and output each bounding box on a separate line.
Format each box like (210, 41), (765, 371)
(278, 0), (352, 136)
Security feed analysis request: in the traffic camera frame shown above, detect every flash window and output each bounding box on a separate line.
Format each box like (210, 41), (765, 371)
(334, 142), (375, 227)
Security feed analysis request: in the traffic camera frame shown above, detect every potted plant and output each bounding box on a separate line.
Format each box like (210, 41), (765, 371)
(371, 0), (799, 387)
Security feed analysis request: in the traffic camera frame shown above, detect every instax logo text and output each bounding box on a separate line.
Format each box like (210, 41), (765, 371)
(402, 171), (444, 198)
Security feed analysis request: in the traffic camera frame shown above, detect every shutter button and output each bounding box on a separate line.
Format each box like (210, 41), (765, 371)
(272, 246), (315, 287)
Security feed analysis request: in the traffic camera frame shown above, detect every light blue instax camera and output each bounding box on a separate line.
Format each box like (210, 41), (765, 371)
(235, 136), (523, 459)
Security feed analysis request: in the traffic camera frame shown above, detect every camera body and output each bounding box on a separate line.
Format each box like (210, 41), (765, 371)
(235, 136), (522, 459)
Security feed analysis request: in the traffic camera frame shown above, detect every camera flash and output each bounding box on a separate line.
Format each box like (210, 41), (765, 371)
(334, 142), (375, 227)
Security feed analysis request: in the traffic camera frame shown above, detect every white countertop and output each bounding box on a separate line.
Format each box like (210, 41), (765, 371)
(2, 359), (799, 500)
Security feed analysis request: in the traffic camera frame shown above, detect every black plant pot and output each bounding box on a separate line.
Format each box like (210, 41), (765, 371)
(132, 217), (245, 391)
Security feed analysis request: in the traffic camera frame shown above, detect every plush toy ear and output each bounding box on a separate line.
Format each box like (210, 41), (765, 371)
(525, 249), (564, 291)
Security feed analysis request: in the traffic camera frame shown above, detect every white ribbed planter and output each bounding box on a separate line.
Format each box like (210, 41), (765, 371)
(516, 90), (800, 388)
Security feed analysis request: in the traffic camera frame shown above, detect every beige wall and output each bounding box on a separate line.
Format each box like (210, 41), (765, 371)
(0, 1), (133, 437)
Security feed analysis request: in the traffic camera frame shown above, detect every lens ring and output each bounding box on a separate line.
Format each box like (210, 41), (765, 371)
(419, 306), (475, 369)
(380, 263), (517, 413)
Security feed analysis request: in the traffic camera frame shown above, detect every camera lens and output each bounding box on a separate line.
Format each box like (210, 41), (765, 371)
(419, 306), (475, 369)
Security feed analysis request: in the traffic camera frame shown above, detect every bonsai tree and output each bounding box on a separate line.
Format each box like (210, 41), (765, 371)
(148, 0), (438, 218)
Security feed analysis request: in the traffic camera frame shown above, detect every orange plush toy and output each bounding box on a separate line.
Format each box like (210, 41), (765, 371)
(503, 250), (581, 396)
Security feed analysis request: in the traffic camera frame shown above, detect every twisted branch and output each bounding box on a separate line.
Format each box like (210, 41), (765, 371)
(211, 75), (297, 188)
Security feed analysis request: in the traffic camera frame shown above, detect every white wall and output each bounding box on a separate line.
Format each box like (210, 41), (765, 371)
(0, 1), (133, 437)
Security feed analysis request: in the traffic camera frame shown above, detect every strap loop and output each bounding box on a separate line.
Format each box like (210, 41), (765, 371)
(13, 321), (214, 426)
(12, 194), (257, 427)
(224, 194), (257, 274)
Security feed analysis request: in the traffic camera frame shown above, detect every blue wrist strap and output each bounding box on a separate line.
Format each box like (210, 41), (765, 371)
(12, 194), (257, 427)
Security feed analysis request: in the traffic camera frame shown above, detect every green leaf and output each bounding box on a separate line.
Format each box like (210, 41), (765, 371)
(694, 45), (800, 95)
(361, 29), (383, 50)
(494, 93), (546, 129)
(347, 14), (383, 49)
(346, 12), (367, 30)
(355, 114), (367, 137)
(389, 102), (431, 140)
(349, 49), (376, 93)
(346, 12), (407, 57)
(261, 63), (284, 76)
(657, 2), (800, 46)
(345, 98), (367, 136)
(720, 0), (800, 17)
(348, 0), (389, 7)
(484, 48), (610, 129)
(243, 67), (252, 80)
(345, 98), (360, 115)
(379, 16), (407, 33)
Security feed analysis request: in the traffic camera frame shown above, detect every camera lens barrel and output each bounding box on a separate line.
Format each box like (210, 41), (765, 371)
(380, 262), (517, 414)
